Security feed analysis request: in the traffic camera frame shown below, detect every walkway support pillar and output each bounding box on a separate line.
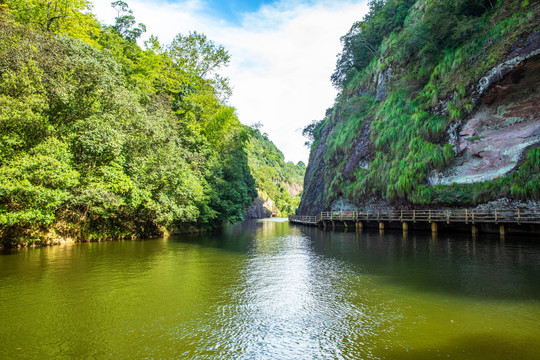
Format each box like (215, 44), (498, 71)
(499, 224), (507, 236)
(332, 221), (335, 230)
(402, 222), (408, 232)
(379, 222), (385, 231)
(431, 222), (438, 234)
(356, 221), (363, 231)
(471, 224), (478, 236)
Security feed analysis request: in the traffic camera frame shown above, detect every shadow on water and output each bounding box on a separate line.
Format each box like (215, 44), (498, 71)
(379, 333), (540, 360)
(298, 225), (540, 301)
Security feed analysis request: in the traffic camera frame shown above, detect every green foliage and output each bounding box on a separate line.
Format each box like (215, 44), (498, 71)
(245, 127), (306, 216)
(0, 138), (79, 228)
(111, 1), (146, 42)
(3, 0), (101, 45)
(209, 146), (256, 224)
(0, 3), (270, 246)
(332, 0), (416, 88)
(0, 57), (48, 161)
(168, 31), (232, 100)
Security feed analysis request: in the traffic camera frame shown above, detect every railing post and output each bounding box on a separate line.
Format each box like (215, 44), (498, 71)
(465, 209), (468, 223)
(518, 209), (520, 224)
(500, 224), (506, 237)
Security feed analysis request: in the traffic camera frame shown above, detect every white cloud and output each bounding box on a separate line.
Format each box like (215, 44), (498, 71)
(90, 0), (369, 163)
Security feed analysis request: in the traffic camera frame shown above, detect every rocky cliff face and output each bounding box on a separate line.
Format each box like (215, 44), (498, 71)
(297, 124), (330, 216)
(298, 1), (540, 215)
(245, 190), (279, 219)
(431, 50), (540, 185)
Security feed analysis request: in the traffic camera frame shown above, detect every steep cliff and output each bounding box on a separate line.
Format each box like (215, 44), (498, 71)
(299, 0), (539, 215)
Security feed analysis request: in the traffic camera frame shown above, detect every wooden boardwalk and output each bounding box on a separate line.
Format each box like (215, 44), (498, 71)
(289, 209), (540, 235)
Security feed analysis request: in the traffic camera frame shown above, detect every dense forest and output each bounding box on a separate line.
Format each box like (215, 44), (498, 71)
(299, 0), (539, 215)
(0, 0), (304, 247)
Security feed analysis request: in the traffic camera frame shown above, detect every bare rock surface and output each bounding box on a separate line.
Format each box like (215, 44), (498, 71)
(330, 198), (358, 212)
(431, 54), (540, 185)
(245, 191), (279, 219)
(297, 121), (331, 215)
(344, 120), (372, 175)
(283, 182), (303, 197)
(474, 198), (540, 211)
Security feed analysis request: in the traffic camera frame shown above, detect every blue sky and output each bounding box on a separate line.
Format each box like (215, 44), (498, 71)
(91, 0), (369, 163)
(205, 0), (273, 23)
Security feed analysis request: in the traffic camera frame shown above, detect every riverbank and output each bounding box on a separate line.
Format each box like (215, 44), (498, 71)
(0, 224), (207, 250)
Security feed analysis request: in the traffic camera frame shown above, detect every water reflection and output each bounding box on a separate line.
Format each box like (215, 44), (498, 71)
(181, 220), (396, 359)
(0, 219), (539, 359)
(301, 226), (540, 300)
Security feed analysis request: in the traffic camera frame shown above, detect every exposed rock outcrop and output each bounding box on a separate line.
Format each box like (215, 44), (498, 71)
(375, 67), (392, 101)
(430, 53), (540, 185)
(343, 120), (372, 175)
(245, 191), (279, 219)
(474, 198), (540, 212)
(282, 182), (303, 197)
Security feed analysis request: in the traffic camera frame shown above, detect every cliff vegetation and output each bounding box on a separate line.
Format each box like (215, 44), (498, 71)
(299, 0), (539, 215)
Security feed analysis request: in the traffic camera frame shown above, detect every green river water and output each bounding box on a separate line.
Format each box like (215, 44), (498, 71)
(1, 218), (539, 359)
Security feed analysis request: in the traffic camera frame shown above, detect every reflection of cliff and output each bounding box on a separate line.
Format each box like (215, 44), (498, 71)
(298, 2), (540, 215)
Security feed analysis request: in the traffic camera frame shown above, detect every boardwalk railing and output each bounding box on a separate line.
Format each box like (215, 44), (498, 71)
(289, 209), (540, 225)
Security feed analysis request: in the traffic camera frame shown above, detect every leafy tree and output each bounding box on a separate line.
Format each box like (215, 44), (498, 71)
(0, 138), (79, 240)
(169, 31), (232, 100)
(111, 1), (146, 43)
(331, 0), (415, 88)
(4, 0), (100, 44)
(169, 31), (230, 78)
